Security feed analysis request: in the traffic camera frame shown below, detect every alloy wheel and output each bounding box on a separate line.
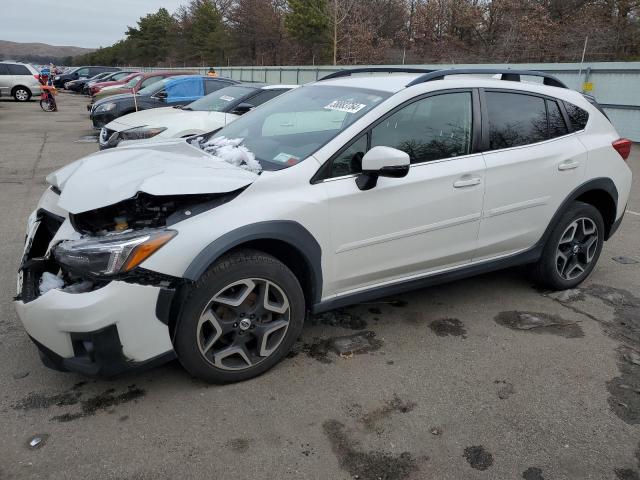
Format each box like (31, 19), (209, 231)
(15, 89), (29, 101)
(555, 217), (599, 281)
(196, 278), (290, 371)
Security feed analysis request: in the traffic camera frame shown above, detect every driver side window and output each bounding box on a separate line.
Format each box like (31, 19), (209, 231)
(326, 91), (473, 178)
(76, 68), (89, 77)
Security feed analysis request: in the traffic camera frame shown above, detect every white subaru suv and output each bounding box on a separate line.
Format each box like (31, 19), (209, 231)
(15, 68), (632, 383)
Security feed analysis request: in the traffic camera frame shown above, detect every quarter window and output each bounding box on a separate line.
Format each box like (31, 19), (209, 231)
(564, 102), (589, 131)
(370, 92), (473, 164)
(331, 135), (367, 177)
(547, 100), (568, 138)
(0, 64), (9, 75)
(486, 92), (548, 150)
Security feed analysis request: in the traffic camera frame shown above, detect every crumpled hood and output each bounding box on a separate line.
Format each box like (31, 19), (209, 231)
(47, 140), (258, 214)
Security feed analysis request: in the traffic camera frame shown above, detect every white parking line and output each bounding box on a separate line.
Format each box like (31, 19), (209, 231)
(626, 210), (640, 216)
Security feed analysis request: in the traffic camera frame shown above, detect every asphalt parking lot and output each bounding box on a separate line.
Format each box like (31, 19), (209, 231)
(1, 92), (639, 480)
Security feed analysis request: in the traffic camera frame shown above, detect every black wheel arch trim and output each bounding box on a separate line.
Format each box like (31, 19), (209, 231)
(540, 177), (618, 242)
(182, 220), (323, 304)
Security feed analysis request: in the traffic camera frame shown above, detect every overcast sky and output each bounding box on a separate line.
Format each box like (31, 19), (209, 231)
(3, 0), (186, 48)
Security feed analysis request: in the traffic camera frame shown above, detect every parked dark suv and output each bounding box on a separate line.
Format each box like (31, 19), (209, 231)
(53, 66), (120, 88)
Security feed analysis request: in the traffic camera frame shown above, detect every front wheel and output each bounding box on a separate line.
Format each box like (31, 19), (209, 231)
(174, 249), (305, 383)
(533, 201), (604, 290)
(40, 97), (56, 112)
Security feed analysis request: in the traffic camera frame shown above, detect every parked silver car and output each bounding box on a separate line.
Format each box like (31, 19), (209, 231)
(0, 61), (41, 101)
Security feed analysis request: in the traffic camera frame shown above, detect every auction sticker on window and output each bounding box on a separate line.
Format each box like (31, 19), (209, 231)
(273, 152), (300, 165)
(324, 100), (366, 114)
(219, 95), (235, 102)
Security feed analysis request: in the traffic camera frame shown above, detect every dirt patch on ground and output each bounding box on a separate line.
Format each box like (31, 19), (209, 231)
(494, 311), (584, 338)
(463, 445), (494, 471)
(429, 318), (467, 338)
(359, 395), (417, 434)
(323, 419), (419, 480)
(51, 385), (145, 422)
(12, 390), (81, 411)
(287, 331), (383, 364)
(522, 467), (545, 479)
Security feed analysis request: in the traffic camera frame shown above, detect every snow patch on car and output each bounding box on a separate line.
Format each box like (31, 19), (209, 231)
(196, 136), (262, 174)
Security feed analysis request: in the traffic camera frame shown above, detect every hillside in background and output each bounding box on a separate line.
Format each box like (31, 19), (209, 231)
(0, 40), (94, 65)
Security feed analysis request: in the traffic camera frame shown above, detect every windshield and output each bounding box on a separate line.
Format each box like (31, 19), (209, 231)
(138, 76), (185, 96)
(199, 85), (389, 170)
(123, 74), (144, 88)
(187, 85), (256, 112)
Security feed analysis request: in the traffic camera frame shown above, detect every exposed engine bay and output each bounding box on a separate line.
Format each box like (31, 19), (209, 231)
(70, 190), (240, 234)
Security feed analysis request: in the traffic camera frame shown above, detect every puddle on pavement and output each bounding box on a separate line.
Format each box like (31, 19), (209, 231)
(615, 468), (640, 480)
(522, 467), (545, 480)
(463, 445), (494, 471)
(287, 331), (383, 364)
(495, 380), (515, 399)
(429, 318), (467, 338)
(494, 311), (584, 338)
(309, 308), (367, 330)
(323, 419), (420, 480)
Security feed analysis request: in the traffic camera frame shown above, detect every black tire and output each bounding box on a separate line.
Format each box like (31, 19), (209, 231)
(174, 249), (305, 383)
(40, 98), (56, 112)
(533, 201), (604, 290)
(12, 86), (31, 102)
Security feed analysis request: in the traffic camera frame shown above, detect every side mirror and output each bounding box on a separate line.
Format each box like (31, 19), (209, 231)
(231, 102), (254, 115)
(356, 146), (410, 191)
(155, 90), (168, 100)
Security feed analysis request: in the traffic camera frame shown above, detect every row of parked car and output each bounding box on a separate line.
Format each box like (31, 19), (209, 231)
(66, 67), (299, 150)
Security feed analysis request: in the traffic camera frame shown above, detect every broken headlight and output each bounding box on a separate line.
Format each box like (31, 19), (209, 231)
(52, 229), (176, 276)
(120, 126), (167, 141)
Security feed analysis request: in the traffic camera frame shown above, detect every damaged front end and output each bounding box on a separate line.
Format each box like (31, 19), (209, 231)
(18, 190), (240, 303)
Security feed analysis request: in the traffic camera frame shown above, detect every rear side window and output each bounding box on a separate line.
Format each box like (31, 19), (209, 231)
(141, 76), (162, 88)
(564, 102), (589, 131)
(7, 64), (30, 75)
(0, 64), (9, 75)
(204, 80), (229, 95)
(486, 92), (548, 149)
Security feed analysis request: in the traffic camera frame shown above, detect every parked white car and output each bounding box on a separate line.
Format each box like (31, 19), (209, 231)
(99, 83), (297, 149)
(0, 61), (41, 101)
(15, 68), (632, 383)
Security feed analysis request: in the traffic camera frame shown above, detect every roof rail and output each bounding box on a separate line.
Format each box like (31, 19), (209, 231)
(319, 67), (435, 81)
(405, 68), (568, 89)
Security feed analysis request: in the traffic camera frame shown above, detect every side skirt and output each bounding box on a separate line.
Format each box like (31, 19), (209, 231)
(310, 246), (542, 314)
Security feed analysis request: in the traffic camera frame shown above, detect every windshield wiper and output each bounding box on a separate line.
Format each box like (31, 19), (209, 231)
(181, 106), (193, 111)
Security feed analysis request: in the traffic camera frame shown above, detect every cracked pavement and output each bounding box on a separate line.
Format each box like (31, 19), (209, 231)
(1, 93), (639, 480)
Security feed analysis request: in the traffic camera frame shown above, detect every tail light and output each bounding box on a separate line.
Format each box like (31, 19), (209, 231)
(612, 138), (632, 161)
(34, 75), (40, 80)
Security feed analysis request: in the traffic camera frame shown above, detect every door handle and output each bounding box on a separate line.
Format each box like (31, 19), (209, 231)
(453, 177), (481, 188)
(558, 160), (579, 171)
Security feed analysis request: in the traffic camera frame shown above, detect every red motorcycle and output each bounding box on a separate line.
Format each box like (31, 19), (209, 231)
(39, 74), (57, 112)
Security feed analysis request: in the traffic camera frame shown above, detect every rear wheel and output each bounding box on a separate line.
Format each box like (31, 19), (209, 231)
(533, 201), (604, 290)
(174, 250), (305, 383)
(13, 87), (31, 102)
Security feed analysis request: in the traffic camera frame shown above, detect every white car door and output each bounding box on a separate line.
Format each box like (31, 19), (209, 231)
(320, 91), (486, 295)
(475, 90), (588, 261)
